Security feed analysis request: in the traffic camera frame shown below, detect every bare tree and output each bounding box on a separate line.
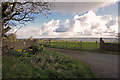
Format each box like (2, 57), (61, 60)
(2, 2), (53, 38)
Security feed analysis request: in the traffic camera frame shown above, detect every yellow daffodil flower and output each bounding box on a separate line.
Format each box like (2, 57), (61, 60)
(29, 49), (33, 51)
(26, 52), (29, 54)
(19, 49), (22, 52)
(30, 49), (33, 51)
(43, 47), (45, 51)
(41, 45), (44, 47)
(23, 50), (26, 52)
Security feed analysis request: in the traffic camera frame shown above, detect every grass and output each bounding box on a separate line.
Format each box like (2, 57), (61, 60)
(40, 41), (99, 50)
(2, 50), (96, 78)
(2, 56), (40, 78)
(40, 40), (119, 55)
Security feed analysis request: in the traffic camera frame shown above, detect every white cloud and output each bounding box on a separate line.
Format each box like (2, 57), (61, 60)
(72, 11), (118, 37)
(53, 1), (118, 15)
(65, 19), (70, 24)
(40, 19), (60, 38)
(15, 10), (118, 38)
(15, 27), (42, 38)
(55, 25), (68, 32)
(40, 10), (118, 38)
(41, 19), (59, 32)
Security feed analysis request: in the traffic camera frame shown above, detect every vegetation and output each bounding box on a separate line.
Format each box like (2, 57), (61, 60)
(40, 40), (119, 55)
(6, 44), (45, 57)
(40, 40), (99, 50)
(2, 44), (96, 78)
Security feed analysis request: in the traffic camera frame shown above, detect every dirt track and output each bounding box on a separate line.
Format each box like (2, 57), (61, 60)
(46, 47), (119, 78)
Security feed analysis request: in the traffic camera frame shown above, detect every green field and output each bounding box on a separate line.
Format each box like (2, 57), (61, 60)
(40, 40), (100, 50)
(2, 50), (96, 78)
(39, 40), (119, 55)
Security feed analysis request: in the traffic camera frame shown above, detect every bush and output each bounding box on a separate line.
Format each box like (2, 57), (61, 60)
(29, 45), (45, 55)
(7, 48), (34, 57)
(29, 45), (41, 55)
(7, 50), (26, 57)
(6, 45), (45, 57)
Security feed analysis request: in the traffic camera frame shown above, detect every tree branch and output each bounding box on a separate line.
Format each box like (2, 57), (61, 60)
(11, 11), (31, 21)
(5, 3), (17, 18)
(2, 12), (21, 24)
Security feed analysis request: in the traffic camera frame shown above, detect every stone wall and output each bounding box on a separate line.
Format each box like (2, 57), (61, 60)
(2, 39), (39, 50)
(100, 38), (120, 52)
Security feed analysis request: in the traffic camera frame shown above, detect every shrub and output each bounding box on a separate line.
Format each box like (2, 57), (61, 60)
(29, 45), (45, 55)
(6, 45), (45, 57)
(7, 50), (26, 57)
(7, 48), (34, 57)
(29, 45), (41, 55)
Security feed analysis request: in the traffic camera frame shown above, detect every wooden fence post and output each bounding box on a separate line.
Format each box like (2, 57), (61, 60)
(80, 41), (82, 49)
(96, 41), (97, 49)
(100, 38), (104, 49)
(49, 39), (51, 47)
(66, 41), (67, 48)
(75, 42), (77, 48)
(23, 40), (26, 46)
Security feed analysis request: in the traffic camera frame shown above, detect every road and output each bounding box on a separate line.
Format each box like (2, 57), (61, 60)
(47, 48), (119, 78)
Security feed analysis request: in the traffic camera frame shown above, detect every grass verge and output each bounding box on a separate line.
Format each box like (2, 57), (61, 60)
(2, 50), (96, 78)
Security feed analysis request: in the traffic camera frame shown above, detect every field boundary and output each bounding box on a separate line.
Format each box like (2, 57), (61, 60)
(100, 38), (120, 52)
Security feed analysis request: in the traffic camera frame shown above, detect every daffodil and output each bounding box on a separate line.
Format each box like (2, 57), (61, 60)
(26, 52), (29, 54)
(41, 45), (44, 47)
(23, 50), (26, 52)
(27, 52), (29, 54)
(29, 49), (33, 51)
(19, 49), (22, 52)
(43, 47), (45, 51)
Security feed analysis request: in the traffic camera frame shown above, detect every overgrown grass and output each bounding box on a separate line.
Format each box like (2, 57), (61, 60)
(2, 50), (96, 78)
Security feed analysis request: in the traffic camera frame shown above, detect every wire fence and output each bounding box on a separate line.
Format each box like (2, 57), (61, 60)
(2, 38), (119, 51)
(39, 40), (100, 50)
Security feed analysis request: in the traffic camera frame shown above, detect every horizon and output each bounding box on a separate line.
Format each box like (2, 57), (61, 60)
(18, 37), (118, 39)
(18, 37), (118, 43)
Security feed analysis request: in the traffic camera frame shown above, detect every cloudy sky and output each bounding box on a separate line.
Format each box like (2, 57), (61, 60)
(9, 0), (119, 38)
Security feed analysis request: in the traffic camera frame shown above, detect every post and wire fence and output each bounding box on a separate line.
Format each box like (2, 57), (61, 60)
(39, 39), (100, 50)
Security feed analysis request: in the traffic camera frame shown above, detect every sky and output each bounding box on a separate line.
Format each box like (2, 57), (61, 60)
(8, 0), (119, 38)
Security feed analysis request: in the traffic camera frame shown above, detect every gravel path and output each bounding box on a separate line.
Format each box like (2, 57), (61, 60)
(47, 48), (119, 78)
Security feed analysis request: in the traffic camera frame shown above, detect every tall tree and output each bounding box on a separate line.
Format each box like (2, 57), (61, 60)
(2, 2), (53, 38)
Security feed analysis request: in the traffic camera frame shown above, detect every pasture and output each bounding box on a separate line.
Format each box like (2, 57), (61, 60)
(40, 40), (99, 50)
(39, 40), (119, 55)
